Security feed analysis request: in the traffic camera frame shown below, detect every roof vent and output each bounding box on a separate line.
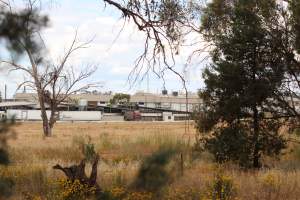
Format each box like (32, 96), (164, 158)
(172, 91), (178, 96)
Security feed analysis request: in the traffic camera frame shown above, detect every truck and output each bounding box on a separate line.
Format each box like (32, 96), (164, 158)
(124, 110), (142, 121)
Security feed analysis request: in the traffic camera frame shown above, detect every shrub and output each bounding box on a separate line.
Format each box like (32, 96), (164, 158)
(0, 177), (14, 198)
(259, 171), (282, 199)
(131, 148), (177, 193)
(84, 142), (96, 162)
(53, 178), (96, 200)
(72, 135), (96, 162)
(196, 123), (286, 168)
(205, 171), (236, 200)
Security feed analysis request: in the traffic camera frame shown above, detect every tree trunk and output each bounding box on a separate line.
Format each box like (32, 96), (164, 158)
(252, 106), (261, 168)
(36, 87), (53, 137)
(53, 155), (101, 195)
(40, 107), (52, 137)
(251, 45), (260, 169)
(48, 107), (57, 136)
(42, 117), (52, 137)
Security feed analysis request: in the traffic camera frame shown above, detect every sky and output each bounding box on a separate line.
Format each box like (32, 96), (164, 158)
(0, 0), (207, 98)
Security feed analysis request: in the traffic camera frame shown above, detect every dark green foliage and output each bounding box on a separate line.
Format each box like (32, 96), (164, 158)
(195, 0), (287, 168)
(131, 148), (176, 192)
(0, 3), (46, 197)
(0, 8), (49, 61)
(199, 123), (286, 168)
(84, 143), (96, 163)
(0, 177), (14, 198)
(110, 93), (130, 105)
(125, 0), (188, 42)
(289, 0), (300, 54)
(0, 148), (9, 165)
(0, 118), (15, 165)
(0, 118), (16, 198)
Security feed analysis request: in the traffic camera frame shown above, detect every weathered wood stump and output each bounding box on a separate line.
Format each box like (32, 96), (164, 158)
(53, 155), (101, 193)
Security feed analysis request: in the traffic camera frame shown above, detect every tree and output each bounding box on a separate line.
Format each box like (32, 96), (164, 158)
(102, 0), (194, 82)
(195, 0), (287, 168)
(109, 93), (130, 105)
(0, 0), (49, 196)
(0, 1), (97, 137)
(264, 0), (300, 124)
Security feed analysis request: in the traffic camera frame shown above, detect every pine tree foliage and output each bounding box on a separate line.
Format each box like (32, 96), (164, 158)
(195, 0), (288, 168)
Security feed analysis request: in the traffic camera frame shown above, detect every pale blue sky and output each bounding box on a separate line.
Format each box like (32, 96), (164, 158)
(0, 0), (206, 98)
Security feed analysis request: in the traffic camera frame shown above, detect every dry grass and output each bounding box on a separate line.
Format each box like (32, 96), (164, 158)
(1, 121), (300, 199)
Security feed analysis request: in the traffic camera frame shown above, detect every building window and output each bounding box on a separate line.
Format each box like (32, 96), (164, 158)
(138, 102), (145, 105)
(99, 101), (106, 104)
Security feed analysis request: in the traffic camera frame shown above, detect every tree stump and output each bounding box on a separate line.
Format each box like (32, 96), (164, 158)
(53, 155), (101, 193)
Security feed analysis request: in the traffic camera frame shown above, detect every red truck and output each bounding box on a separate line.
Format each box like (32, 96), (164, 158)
(124, 111), (142, 121)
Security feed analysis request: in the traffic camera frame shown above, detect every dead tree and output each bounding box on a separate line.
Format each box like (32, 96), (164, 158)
(53, 155), (101, 193)
(0, 1), (98, 137)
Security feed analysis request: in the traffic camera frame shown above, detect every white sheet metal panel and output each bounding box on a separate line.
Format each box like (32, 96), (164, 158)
(6, 110), (21, 119)
(7, 109), (26, 120)
(173, 113), (189, 117)
(6, 109), (50, 120)
(162, 112), (174, 121)
(7, 110), (102, 121)
(141, 113), (162, 117)
(171, 103), (181, 111)
(145, 102), (156, 108)
(180, 104), (187, 111)
(27, 110), (51, 120)
(102, 113), (124, 121)
(59, 111), (102, 121)
(188, 104), (194, 112)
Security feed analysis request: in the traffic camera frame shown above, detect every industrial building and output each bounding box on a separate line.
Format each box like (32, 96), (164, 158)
(0, 91), (201, 121)
(14, 91), (201, 112)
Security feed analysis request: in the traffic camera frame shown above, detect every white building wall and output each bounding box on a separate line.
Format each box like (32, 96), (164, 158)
(7, 110), (51, 120)
(162, 112), (174, 121)
(7, 110), (102, 121)
(145, 102), (156, 108)
(59, 111), (102, 121)
(180, 104), (186, 111)
(171, 103), (181, 111)
(162, 102), (171, 109)
(188, 104), (193, 112)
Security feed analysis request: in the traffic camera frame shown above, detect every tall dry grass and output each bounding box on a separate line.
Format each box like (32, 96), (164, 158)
(1, 121), (300, 199)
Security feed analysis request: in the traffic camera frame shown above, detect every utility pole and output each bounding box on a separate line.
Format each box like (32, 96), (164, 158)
(147, 73), (149, 93)
(4, 84), (7, 102)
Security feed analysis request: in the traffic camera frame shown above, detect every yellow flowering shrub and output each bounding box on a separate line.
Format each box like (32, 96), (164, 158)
(109, 187), (127, 199)
(106, 187), (153, 200)
(53, 178), (96, 200)
(260, 172), (281, 190)
(204, 173), (237, 200)
(123, 191), (153, 200)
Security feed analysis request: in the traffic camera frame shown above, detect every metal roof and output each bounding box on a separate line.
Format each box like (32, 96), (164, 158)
(0, 101), (37, 107)
(15, 92), (201, 104)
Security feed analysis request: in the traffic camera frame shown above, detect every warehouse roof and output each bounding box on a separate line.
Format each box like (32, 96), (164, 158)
(0, 101), (37, 107)
(14, 92), (202, 104)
